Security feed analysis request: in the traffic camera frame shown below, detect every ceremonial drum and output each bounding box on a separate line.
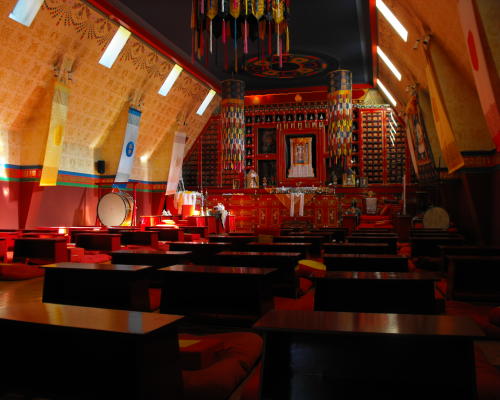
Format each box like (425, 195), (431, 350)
(97, 192), (134, 226)
(423, 206), (450, 229)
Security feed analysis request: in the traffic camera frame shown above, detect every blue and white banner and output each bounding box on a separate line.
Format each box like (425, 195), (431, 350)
(115, 107), (141, 184)
(166, 131), (187, 195)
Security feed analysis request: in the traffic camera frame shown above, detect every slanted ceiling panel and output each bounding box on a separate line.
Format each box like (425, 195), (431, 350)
(0, 0), (219, 181)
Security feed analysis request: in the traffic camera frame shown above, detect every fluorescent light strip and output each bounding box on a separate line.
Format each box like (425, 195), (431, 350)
(377, 79), (397, 106)
(9, 0), (44, 27)
(99, 26), (131, 68)
(196, 89), (216, 116)
(376, 0), (408, 42)
(377, 46), (402, 81)
(158, 64), (183, 96)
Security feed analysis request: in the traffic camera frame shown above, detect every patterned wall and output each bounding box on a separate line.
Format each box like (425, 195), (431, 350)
(0, 0), (219, 182)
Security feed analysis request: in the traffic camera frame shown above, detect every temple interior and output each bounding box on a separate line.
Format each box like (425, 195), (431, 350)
(0, 0), (499, 399)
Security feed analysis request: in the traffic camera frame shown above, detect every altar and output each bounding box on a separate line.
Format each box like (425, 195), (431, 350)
(205, 186), (404, 232)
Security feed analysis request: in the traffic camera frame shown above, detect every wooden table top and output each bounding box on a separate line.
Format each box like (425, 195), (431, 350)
(112, 249), (192, 256)
(323, 242), (389, 248)
(0, 303), (182, 334)
(209, 235), (256, 239)
(247, 242), (312, 246)
(75, 233), (121, 237)
(15, 237), (67, 242)
(217, 251), (302, 257)
(253, 310), (484, 338)
(275, 235), (323, 239)
(165, 241), (231, 246)
(158, 264), (277, 275)
(323, 253), (407, 259)
(311, 271), (441, 281)
(41, 262), (152, 272)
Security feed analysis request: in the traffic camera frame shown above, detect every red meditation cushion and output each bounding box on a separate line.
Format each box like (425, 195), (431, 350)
(182, 332), (263, 400)
(0, 264), (45, 280)
(379, 204), (392, 216)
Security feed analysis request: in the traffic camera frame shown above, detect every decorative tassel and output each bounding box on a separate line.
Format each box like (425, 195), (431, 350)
(234, 18), (238, 72)
(209, 19), (213, 53)
(285, 25), (290, 53)
(244, 19), (248, 54)
(268, 20), (272, 56)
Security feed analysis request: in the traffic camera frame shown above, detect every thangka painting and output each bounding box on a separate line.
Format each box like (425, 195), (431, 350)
(287, 136), (315, 178)
(405, 93), (437, 183)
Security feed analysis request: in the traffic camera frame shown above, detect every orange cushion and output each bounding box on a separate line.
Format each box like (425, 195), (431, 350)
(182, 332), (263, 400)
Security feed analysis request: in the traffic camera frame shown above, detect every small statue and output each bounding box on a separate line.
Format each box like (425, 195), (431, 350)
(246, 169), (259, 188)
(262, 177), (267, 187)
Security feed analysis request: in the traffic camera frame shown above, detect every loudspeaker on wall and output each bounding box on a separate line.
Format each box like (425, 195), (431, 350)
(96, 160), (105, 174)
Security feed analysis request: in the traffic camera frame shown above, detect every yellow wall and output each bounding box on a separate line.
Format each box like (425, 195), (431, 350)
(0, 0), (219, 181)
(376, 0), (497, 166)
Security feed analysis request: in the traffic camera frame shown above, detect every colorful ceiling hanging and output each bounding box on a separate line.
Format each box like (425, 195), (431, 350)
(245, 54), (327, 79)
(327, 69), (353, 168)
(191, 0), (291, 72)
(221, 79), (245, 172)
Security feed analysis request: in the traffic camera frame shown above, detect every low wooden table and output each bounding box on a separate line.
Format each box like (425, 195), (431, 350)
(208, 235), (257, 248)
(246, 242), (312, 258)
(120, 230), (159, 247)
(0, 303), (183, 399)
(157, 264), (276, 326)
(273, 235), (324, 255)
(146, 226), (184, 241)
(254, 310), (483, 399)
(166, 241), (232, 263)
(13, 237), (68, 263)
(346, 235), (398, 253)
(447, 256), (500, 302)
(111, 249), (192, 268)
(41, 262), (154, 311)
(322, 242), (391, 254)
(323, 254), (409, 272)
(75, 233), (121, 252)
(312, 271), (440, 314)
(214, 251), (302, 297)
(411, 236), (465, 257)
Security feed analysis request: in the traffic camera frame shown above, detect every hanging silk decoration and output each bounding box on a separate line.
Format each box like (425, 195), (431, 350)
(206, 0), (218, 54)
(221, 79), (246, 172)
(273, 0), (284, 68)
(191, 0), (290, 71)
(327, 70), (353, 167)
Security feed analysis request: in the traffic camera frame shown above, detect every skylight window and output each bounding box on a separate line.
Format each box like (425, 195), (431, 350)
(99, 26), (131, 68)
(377, 46), (402, 81)
(9, 0), (44, 27)
(158, 64), (183, 96)
(377, 79), (397, 106)
(376, 0), (408, 42)
(196, 90), (216, 116)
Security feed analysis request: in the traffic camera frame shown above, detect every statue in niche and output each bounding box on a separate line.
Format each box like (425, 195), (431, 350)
(246, 169), (259, 188)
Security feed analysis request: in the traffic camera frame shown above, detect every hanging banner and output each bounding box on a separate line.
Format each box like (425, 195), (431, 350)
(166, 131), (187, 195)
(457, 0), (500, 151)
(115, 108), (141, 184)
(425, 60), (464, 173)
(40, 81), (70, 186)
(405, 93), (437, 182)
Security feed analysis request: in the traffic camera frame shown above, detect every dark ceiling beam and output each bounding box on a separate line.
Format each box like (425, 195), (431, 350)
(84, 0), (222, 92)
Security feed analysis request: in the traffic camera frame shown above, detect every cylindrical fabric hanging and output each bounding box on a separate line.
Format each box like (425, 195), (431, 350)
(221, 79), (246, 172)
(327, 70), (353, 166)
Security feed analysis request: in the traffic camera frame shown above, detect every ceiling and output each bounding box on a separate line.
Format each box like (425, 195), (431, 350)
(106, 0), (374, 91)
